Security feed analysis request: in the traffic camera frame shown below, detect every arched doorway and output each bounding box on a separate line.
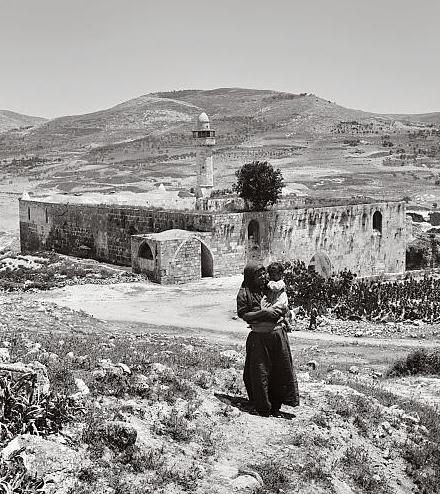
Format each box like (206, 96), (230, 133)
(171, 236), (215, 280)
(201, 243), (214, 277)
(138, 242), (154, 259)
(308, 252), (332, 278)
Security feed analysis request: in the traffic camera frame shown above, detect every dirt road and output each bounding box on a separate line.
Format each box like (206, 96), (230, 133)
(34, 277), (440, 350)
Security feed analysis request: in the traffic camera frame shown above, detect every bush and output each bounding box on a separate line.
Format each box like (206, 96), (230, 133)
(388, 349), (440, 376)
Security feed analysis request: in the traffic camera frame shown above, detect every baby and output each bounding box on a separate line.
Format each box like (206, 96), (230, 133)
(261, 262), (293, 331)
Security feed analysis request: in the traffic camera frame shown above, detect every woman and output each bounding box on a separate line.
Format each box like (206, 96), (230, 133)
(236, 262), (300, 417)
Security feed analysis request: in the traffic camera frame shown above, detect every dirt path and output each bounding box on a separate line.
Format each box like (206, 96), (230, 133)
(33, 278), (440, 350)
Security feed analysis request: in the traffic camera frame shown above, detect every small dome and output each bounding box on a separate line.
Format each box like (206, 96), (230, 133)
(198, 112), (209, 123)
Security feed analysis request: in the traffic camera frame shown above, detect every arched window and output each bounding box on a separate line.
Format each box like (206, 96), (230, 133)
(373, 211), (382, 234)
(247, 220), (260, 244)
(361, 212), (368, 228)
(45, 209), (48, 224)
(28, 207), (31, 221)
(138, 242), (154, 259)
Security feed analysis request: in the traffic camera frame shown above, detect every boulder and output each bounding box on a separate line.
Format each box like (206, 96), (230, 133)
(69, 378), (90, 399)
(1, 434), (86, 494)
(150, 363), (174, 380)
(116, 362), (131, 374)
(131, 373), (150, 395)
(348, 366), (360, 375)
(0, 347), (11, 363)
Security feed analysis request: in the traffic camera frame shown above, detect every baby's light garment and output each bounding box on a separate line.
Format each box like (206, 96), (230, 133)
(267, 279), (285, 292)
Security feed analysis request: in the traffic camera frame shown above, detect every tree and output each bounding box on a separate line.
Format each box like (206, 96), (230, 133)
(232, 161), (284, 211)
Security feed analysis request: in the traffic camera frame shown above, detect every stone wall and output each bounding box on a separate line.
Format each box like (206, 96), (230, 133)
(19, 199), (406, 280)
(19, 200), (213, 267)
(210, 202), (406, 277)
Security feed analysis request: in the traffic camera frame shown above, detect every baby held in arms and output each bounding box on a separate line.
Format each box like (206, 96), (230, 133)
(261, 262), (293, 332)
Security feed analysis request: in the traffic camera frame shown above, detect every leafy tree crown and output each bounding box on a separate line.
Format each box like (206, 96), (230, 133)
(232, 161), (284, 211)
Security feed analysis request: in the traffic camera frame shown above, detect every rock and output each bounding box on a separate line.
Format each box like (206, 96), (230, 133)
(26, 342), (42, 355)
(97, 358), (113, 369)
(354, 331), (363, 338)
(307, 360), (318, 370)
(1, 434), (86, 494)
(66, 351), (75, 361)
(116, 362), (131, 374)
(0, 347), (10, 363)
(220, 350), (243, 363)
(231, 474), (262, 492)
(215, 367), (239, 391)
(92, 368), (107, 379)
(349, 366), (360, 375)
(327, 369), (345, 381)
(28, 361), (50, 396)
(150, 362), (174, 380)
(402, 413), (420, 425)
(181, 344), (194, 352)
(45, 352), (60, 364)
(131, 373), (150, 395)
(383, 448), (391, 459)
(297, 371), (311, 382)
(70, 378), (90, 398)
(381, 421), (392, 433)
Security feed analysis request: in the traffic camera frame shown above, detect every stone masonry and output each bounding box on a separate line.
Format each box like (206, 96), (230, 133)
(19, 198), (406, 283)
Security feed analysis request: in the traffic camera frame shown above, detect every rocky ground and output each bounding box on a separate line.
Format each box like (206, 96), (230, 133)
(1, 253), (440, 493)
(1, 290), (440, 494)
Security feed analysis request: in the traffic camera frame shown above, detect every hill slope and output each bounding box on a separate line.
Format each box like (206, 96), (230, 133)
(0, 110), (47, 133)
(1, 88), (440, 206)
(1, 88), (439, 158)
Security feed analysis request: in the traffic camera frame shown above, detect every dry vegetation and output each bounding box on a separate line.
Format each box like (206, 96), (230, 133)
(0, 294), (440, 493)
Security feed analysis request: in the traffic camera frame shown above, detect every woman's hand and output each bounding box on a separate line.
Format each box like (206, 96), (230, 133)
(262, 306), (284, 320)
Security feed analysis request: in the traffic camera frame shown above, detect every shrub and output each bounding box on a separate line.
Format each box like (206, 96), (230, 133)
(388, 348), (440, 376)
(342, 446), (389, 493)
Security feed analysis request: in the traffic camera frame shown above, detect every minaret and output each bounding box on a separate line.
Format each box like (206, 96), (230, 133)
(193, 112), (215, 197)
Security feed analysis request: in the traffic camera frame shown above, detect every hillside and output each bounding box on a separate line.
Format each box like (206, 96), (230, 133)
(0, 89), (382, 155)
(0, 110), (47, 133)
(1, 88), (440, 206)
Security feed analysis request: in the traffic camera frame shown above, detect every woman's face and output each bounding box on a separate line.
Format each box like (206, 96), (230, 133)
(254, 268), (267, 289)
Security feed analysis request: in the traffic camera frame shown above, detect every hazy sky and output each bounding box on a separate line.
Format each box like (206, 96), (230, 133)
(1, 0), (439, 118)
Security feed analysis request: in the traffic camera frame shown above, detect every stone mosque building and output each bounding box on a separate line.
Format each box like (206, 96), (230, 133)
(19, 113), (407, 284)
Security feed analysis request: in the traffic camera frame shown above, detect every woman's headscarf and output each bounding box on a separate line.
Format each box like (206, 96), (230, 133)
(242, 262), (266, 289)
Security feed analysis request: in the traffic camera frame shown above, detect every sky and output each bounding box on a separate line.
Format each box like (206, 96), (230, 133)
(0, 0), (439, 118)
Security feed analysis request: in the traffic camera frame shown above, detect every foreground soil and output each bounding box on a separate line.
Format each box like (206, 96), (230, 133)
(2, 285), (440, 493)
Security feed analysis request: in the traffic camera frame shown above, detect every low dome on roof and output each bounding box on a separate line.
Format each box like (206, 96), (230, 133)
(198, 112), (209, 123)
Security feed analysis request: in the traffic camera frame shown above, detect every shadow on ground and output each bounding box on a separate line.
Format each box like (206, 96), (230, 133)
(214, 393), (296, 420)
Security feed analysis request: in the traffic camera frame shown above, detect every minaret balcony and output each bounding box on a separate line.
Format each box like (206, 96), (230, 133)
(192, 130), (216, 138)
